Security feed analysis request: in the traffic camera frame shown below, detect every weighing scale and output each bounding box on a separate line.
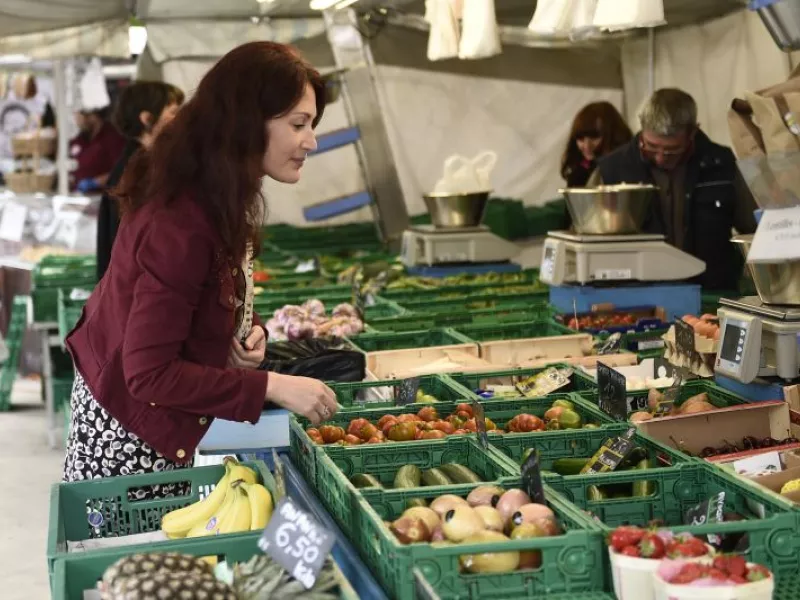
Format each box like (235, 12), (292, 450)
(539, 231), (707, 286)
(400, 224), (520, 267)
(715, 297), (800, 383)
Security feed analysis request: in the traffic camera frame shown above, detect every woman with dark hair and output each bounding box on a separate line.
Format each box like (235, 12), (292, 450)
(96, 81), (185, 280)
(63, 42), (337, 491)
(561, 101), (633, 188)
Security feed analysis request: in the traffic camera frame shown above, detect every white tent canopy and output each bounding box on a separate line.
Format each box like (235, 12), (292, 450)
(0, 0), (794, 226)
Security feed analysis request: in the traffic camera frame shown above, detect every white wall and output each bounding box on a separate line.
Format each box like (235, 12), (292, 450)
(621, 9), (797, 147)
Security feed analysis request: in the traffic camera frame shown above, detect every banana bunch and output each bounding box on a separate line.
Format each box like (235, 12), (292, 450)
(161, 457), (274, 539)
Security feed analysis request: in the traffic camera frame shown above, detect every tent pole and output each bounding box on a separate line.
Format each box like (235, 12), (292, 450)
(647, 27), (655, 95)
(54, 59), (69, 196)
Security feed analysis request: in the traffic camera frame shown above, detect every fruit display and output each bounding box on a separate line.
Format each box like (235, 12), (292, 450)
(607, 526), (711, 559)
(474, 367), (573, 399)
(386, 488), (562, 574)
(629, 391), (721, 423)
(687, 435), (800, 459)
(304, 399), (601, 446)
(265, 300), (363, 341)
(160, 457), (273, 539)
(680, 313), (721, 341)
(350, 463), (484, 491)
(98, 551), (345, 600)
(657, 557), (772, 587)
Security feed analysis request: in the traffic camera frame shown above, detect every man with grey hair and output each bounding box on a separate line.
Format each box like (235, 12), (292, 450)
(589, 88), (757, 291)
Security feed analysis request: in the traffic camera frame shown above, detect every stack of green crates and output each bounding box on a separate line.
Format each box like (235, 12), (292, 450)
(0, 295), (29, 411)
(31, 255), (96, 323)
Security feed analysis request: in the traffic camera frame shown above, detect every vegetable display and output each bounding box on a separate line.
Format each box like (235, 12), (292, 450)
(266, 300), (363, 341)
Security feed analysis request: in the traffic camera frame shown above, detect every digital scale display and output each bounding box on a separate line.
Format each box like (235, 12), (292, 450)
(719, 323), (745, 364)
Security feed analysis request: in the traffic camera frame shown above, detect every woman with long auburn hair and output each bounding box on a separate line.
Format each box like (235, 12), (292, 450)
(62, 42), (338, 491)
(561, 101), (633, 188)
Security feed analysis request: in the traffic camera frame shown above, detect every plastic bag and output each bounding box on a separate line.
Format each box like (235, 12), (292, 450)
(593, 0), (665, 31)
(433, 150), (498, 194)
(528, 0), (578, 35)
(459, 0), (501, 60)
(425, 0), (460, 61)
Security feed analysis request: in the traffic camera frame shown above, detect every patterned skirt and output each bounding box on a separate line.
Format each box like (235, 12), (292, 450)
(63, 371), (191, 500)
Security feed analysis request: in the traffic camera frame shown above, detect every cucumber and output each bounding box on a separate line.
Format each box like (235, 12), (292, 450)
(422, 468), (454, 487)
(394, 465), (422, 489)
(620, 447), (649, 470)
(350, 474), (383, 489)
(439, 463), (482, 484)
(552, 458), (590, 476)
(632, 459), (654, 497)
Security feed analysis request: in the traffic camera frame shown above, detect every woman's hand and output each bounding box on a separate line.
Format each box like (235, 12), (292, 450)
(228, 326), (266, 370)
(265, 372), (337, 425)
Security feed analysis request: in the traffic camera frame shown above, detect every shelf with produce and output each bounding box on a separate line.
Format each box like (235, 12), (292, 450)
(365, 304), (557, 333)
(379, 269), (543, 299)
(381, 282), (547, 305)
(330, 373), (476, 409)
(46, 459), (275, 578)
(395, 291), (550, 315)
(349, 479), (606, 600)
(548, 461), (800, 581)
(347, 328), (475, 353)
(447, 363), (598, 399)
(453, 319), (576, 343)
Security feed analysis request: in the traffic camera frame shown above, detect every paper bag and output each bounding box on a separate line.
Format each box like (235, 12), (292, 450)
(425, 0), (460, 61)
(459, 0), (502, 59)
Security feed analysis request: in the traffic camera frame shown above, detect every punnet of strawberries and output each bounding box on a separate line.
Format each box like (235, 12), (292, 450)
(659, 556), (771, 587)
(608, 526), (710, 559)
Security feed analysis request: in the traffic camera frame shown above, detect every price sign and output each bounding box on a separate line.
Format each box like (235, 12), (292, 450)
(597, 362), (627, 421)
(472, 399), (489, 449)
(674, 319), (695, 357)
(395, 377), (421, 406)
(684, 491), (727, 547)
(627, 395), (649, 414)
(521, 449), (546, 505)
(259, 497), (335, 589)
(581, 427), (637, 474)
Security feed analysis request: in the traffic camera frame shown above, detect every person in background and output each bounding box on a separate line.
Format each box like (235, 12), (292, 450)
(589, 88), (758, 291)
(63, 42), (337, 494)
(561, 101), (633, 188)
(96, 81), (185, 280)
(69, 106), (126, 193)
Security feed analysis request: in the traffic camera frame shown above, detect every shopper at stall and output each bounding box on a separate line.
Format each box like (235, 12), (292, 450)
(561, 101), (632, 188)
(96, 81), (185, 281)
(69, 106), (126, 193)
(589, 88), (758, 291)
(63, 42), (337, 494)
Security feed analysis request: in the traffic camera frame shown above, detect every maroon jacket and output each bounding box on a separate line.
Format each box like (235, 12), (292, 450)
(66, 193), (268, 463)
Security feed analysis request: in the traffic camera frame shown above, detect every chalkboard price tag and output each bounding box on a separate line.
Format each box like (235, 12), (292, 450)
(472, 400), (489, 449)
(259, 497), (335, 589)
(597, 362), (627, 420)
(674, 319), (695, 357)
(627, 395), (649, 414)
(395, 377), (421, 406)
(521, 449), (546, 505)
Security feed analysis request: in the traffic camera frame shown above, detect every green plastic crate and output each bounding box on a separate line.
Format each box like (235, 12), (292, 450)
(51, 534), (360, 600)
(483, 197), (529, 240)
(308, 436), (519, 541)
(455, 319), (574, 342)
(347, 328), (475, 353)
(252, 294), (396, 322)
(524, 199), (570, 237)
(366, 305), (556, 333)
(381, 268), (542, 296)
(349, 479), (605, 600)
(0, 295), (29, 411)
(396, 294), (550, 315)
(576, 378), (749, 418)
(289, 394), (612, 489)
(449, 364), (598, 399)
(32, 256), (96, 323)
(331, 373), (475, 408)
(57, 289), (89, 344)
(548, 461), (800, 581)
(382, 283), (547, 305)
(489, 422), (691, 479)
(53, 376), (74, 414)
(47, 460), (275, 576)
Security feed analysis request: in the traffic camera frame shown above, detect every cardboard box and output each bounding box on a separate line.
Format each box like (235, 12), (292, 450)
(750, 466), (800, 505)
(636, 400), (792, 456)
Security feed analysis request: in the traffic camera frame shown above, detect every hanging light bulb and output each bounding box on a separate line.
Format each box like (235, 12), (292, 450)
(593, 0), (665, 31)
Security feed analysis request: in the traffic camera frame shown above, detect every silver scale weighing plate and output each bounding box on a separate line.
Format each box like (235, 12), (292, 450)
(400, 224), (520, 267)
(715, 296), (800, 383)
(539, 230), (707, 286)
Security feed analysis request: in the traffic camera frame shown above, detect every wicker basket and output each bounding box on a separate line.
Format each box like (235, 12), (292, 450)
(5, 171), (56, 194)
(11, 134), (56, 157)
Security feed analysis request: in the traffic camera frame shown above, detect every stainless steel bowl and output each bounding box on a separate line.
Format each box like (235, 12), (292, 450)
(732, 234), (800, 305)
(560, 185), (657, 234)
(423, 191), (490, 229)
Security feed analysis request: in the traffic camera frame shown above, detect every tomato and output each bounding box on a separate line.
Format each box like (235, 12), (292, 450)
(432, 421), (455, 434)
(397, 414), (420, 424)
(347, 418), (371, 438)
(455, 403), (474, 418)
(377, 415), (398, 429)
(343, 434), (362, 445)
(507, 414), (543, 433)
(306, 428), (323, 444)
(463, 419), (477, 432)
(319, 426), (345, 444)
(359, 423), (379, 441)
(422, 430), (447, 440)
(253, 271), (270, 282)
(388, 422), (418, 442)
(417, 406), (439, 422)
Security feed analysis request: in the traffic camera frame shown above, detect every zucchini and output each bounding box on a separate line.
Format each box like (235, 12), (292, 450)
(632, 459), (654, 497)
(394, 465), (422, 489)
(439, 463), (482, 484)
(422, 468), (453, 487)
(588, 485), (605, 501)
(552, 458), (590, 476)
(350, 473), (383, 489)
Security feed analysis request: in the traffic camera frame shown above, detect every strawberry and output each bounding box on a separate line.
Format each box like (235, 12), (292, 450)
(708, 568), (727, 581)
(620, 545), (641, 557)
(640, 532), (666, 559)
(668, 536), (707, 558)
(712, 556), (729, 572)
(608, 526), (645, 552)
(746, 565), (771, 582)
(726, 555), (747, 578)
(729, 574), (748, 584)
(670, 564), (706, 585)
